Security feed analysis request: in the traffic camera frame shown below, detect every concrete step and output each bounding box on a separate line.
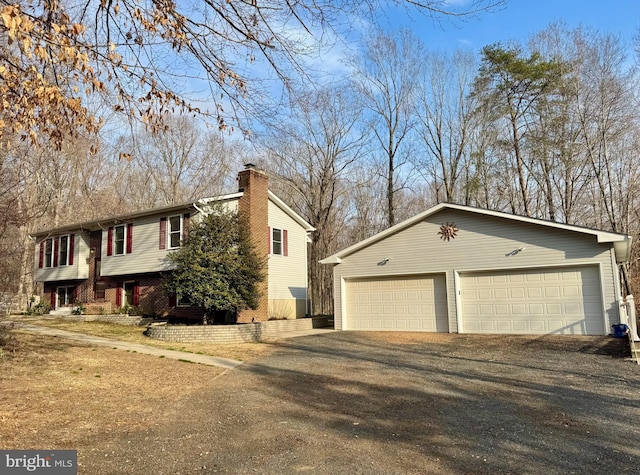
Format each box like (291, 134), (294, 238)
(49, 308), (75, 316)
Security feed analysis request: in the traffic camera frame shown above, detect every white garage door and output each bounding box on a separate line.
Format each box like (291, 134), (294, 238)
(345, 275), (448, 331)
(460, 266), (604, 335)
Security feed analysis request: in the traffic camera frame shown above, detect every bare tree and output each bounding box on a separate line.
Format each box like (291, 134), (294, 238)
(350, 29), (425, 226)
(573, 32), (638, 233)
(116, 116), (242, 208)
(261, 85), (367, 315)
(414, 49), (477, 204)
(0, 0), (504, 148)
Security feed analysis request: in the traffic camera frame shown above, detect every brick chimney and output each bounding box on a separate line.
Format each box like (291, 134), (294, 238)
(237, 164), (269, 323)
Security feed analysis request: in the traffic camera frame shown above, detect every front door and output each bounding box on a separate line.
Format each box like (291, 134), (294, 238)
(123, 281), (135, 306)
(56, 286), (75, 308)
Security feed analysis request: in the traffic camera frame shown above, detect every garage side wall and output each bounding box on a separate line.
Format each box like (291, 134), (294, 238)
(332, 209), (620, 333)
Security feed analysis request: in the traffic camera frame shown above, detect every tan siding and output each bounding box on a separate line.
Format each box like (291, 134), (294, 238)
(268, 200), (308, 317)
(333, 209), (620, 333)
(101, 216), (176, 276)
(34, 233), (90, 282)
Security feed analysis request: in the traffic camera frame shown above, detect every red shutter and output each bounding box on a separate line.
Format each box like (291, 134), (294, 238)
(267, 226), (271, 254)
(53, 237), (59, 267)
(126, 224), (133, 254)
(73, 286), (78, 302)
(283, 229), (288, 257)
(69, 234), (75, 266)
(107, 227), (113, 256)
(133, 283), (140, 306)
(38, 241), (44, 268)
(50, 289), (56, 308)
(159, 218), (167, 250)
(183, 213), (190, 240)
(168, 294), (176, 307)
(115, 282), (122, 306)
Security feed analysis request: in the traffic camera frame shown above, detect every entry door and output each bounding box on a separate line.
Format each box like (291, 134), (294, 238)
(123, 281), (135, 306)
(56, 286), (75, 308)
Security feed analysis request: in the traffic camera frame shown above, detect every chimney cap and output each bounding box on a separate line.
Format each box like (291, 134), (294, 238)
(244, 163), (256, 170)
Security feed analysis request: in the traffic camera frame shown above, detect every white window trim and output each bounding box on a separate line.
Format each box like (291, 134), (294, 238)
(58, 234), (70, 267)
(272, 228), (283, 256)
(44, 238), (53, 268)
(177, 293), (192, 307)
(167, 215), (183, 250)
(113, 224), (127, 256)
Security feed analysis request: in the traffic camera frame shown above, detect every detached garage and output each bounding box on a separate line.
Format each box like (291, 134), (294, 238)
(320, 204), (632, 336)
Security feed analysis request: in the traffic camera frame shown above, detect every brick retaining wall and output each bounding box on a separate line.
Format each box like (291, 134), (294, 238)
(54, 314), (145, 326)
(144, 316), (330, 344)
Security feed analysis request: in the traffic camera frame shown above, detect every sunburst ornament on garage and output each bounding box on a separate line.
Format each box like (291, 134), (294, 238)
(438, 222), (458, 241)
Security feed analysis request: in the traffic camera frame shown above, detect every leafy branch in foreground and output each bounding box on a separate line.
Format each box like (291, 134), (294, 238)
(0, 0), (503, 149)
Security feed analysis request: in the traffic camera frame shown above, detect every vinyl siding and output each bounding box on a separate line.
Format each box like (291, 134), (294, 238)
(268, 200), (308, 315)
(34, 233), (90, 282)
(332, 209), (620, 332)
(101, 215), (181, 276)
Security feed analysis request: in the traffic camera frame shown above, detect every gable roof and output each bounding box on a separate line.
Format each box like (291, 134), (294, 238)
(32, 190), (314, 237)
(320, 203), (632, 264)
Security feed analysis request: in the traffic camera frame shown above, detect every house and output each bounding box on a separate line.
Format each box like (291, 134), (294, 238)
(320, 203), (632, 335)
(32, 166), (315, 322)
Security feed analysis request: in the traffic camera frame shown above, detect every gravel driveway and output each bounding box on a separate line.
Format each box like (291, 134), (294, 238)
(89, 332), (640, 474)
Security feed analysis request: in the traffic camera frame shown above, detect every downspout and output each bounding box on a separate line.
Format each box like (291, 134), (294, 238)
(193, 201), (209, 217)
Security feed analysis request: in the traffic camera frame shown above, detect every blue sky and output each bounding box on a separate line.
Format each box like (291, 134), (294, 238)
(393, 0), (640, 52)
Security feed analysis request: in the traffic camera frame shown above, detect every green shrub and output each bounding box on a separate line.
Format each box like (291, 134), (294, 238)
(72, 302), (85, 315)
(26, 301), (51, 316)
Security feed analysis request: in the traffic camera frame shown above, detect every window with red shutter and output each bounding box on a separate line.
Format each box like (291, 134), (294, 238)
(283, 229), (288, 257)
(183, 213), (190, 240)
(69, 234), (75, 265)
(107, 227), (113, 256)
(53, 237), (59, 267)
(133, 282), (140, 306)
(159, 218), (167, 250)
(126, 224), (133, 254)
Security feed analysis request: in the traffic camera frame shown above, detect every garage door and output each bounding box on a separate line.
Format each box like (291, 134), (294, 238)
(460, 266), (604, 335)
(345, 275), (448, 331)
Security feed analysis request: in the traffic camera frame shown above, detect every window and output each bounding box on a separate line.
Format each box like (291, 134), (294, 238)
(94, 282), (106, 300)
(117, 281), (139, 307)
(114, 225), (126, 255)
(160, 213), (189, 250)
(108, 224), (132, 256)
(272, 228), (282, 255)
(270, 228), (288, 256)
(168, 215), (182, 249)
(44, 239), (53, 267)
(39, 234), (74, 268)
(177, 293), (192, 307)
(59, 235), (69, 266)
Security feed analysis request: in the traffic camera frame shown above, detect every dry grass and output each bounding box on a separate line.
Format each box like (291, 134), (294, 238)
(0, 331), (226, 451)
(23, 317), (274, 362)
